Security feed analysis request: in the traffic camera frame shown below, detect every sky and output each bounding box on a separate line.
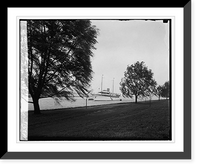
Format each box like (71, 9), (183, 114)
(90, 20), (169, 94)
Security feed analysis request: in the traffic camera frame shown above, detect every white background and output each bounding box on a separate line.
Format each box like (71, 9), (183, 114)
(8, 7), (183, 153)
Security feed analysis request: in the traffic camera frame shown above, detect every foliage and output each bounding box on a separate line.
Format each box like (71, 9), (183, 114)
(27, 20), (98, 113)
(120, 61), (157, 103)
(160, 81), (170, 99)
(156, 81), (170, 100)
(157, 85), (163, 100)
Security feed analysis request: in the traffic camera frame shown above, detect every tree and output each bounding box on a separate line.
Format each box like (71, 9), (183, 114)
(120, 61), (157, 103)
(157, 85), (163, 101)
(27, 20), (98, 114)
(161, 81), (170, 99)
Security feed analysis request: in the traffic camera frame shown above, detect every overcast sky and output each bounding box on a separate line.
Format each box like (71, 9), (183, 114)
(90, 20), (169, 94)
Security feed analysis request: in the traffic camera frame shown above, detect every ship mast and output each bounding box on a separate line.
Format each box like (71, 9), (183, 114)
(112, 78), (115, 93)
(101, 75), (103, 92)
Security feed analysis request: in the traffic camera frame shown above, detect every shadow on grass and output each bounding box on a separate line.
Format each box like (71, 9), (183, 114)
(28, 100), (171, 141)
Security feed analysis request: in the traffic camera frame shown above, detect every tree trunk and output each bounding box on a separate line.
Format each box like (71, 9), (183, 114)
(135, 95), (138, 103)
(33, 97), (41, 114)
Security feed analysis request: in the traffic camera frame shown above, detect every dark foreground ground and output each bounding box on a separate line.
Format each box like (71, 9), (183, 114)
(28, 100), (171, 141)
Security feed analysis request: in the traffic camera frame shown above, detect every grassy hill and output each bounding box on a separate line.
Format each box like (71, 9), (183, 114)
(28, 100), (171, 141)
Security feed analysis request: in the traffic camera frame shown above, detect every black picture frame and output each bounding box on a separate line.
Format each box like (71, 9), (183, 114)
(2, 1), (191, 159)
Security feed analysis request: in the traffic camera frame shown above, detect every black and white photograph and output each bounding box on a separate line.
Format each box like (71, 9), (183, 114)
(3, 2), (193, 161)
(20, 19), (171, 141)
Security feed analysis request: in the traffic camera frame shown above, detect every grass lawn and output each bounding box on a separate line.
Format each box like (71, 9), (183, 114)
(28, 100), (171, 141)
